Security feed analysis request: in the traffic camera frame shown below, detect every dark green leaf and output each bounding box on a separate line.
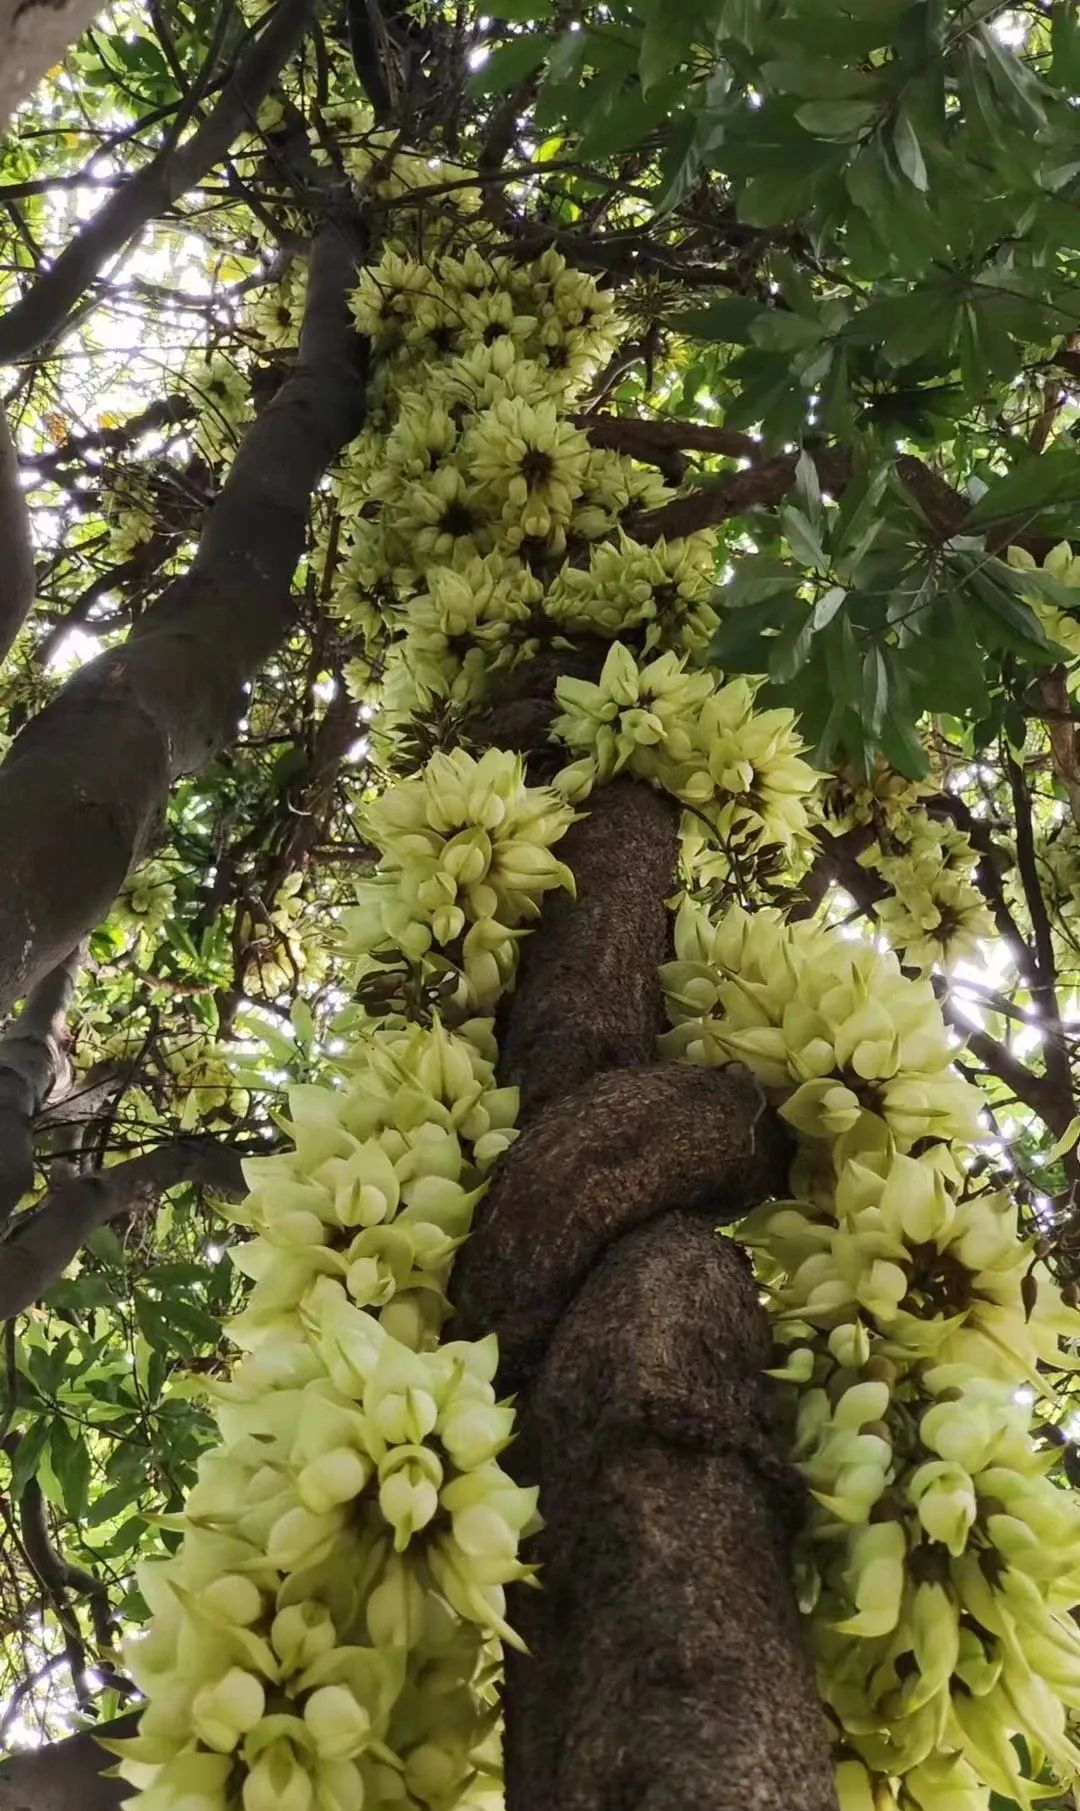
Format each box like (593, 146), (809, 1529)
(892, 110), (928, 190)
(467, 33), (548, 96)
(795, 98), (878, 138)
(487, 0), (551, 17)
(779, 503), (828, 568)
(769, 610), (815, 681)
(671, 297), (769, 342)
(968, 448), (1080, 527)
(861, 645), (889, 734)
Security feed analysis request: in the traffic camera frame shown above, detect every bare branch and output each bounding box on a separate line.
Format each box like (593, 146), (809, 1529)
(0, 0), (322, 364)
(0, 1136), (246, 1321)
(0, 947), (83, 1228)
(0, 406), (35, 665)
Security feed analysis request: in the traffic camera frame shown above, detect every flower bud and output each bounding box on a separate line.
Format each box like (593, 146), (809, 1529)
(242, 1740), (313, 1811)
(191, 1668), (265, 1753)
(271, 1601), (336, 1674)
(303, 1685), (372, 1761)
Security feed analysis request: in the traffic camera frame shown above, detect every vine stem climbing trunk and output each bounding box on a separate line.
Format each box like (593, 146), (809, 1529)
(454, 778), (838, 1811)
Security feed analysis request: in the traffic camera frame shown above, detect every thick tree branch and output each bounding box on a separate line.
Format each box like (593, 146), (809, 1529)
(630, 445), (971, 546)
(0, 1713), (137, 1811)
(0, 1136), (246, 1321)
(0, 406), (35, 663)
(0, 0), (107, 131)
(0, 946), (83, 1228)
(575, 413), (755, 486)
(0, 213), (368, 1015)
(0, 0), (321, 365)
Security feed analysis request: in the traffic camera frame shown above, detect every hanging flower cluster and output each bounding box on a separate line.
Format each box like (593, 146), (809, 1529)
(661, 899), (1080, 1811)
(114, 142), (1080, 1811)
(343, 748), (574, 1013)
(1007, 540), (1080, 665)
(551, 643), (818, 871)
(860, 811), (995, 973)
(113, 858), (177, 942)
(113, 845), (549, 1811)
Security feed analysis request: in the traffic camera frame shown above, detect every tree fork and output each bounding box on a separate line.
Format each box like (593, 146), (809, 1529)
(454, 775), (837, 1811)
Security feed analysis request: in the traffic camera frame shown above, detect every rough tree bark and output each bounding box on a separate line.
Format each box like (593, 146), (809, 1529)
(454, 779), (838, 1811)
(0, 214), (367, 1017)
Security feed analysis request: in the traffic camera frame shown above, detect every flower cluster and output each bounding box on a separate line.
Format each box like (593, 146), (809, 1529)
(861, 811), (995, 972)
(114, 825), (555, 1811)
(662, 898), (1080, 1811)
(1007, 540), (1080, 663)
(113, 859), (176, 941)
(342, 748), (574, 1011)
(186, 351), (253, 465)
(553, 643), (818, 871)
(333, 236), (711, 725)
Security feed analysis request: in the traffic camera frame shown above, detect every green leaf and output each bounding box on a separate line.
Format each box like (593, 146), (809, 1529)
(50, 1424), (91, 1518)
(467, 33), (548, 96)
(8, 1420), (50, 1495)
(85, 1224), (125, 1265)
(671, 297), (769, 342)
(963, 565), (1059, 661)
(824, 612), (863, 705)
(769, 610), (815, 682)
(813, 585), (847, 629)
(291, 997), (315, 1046)
(711, 597), (798, 668)
(487, 0), (551, 17)
(578, 84), (675, 160)
(653, 115), (702, 215)
(795, 98), (878, 139)
(879, 702), (931, 778)
(968, 448), (1080, 527)
(761, 60), (877, 100)
(861, 645), (889, 735)
(88, 1479), (146, 1527)
(779, 503), (828, 568)
(639, 8), (672, 94)
(794, 448), (822, 528)
(892, 110), (928, 190)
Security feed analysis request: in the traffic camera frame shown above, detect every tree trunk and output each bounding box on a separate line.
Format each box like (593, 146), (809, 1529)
(454, 780), (838, 1811)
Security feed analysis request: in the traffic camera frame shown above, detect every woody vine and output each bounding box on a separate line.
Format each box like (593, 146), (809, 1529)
(91, 137), (1080, 1811)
